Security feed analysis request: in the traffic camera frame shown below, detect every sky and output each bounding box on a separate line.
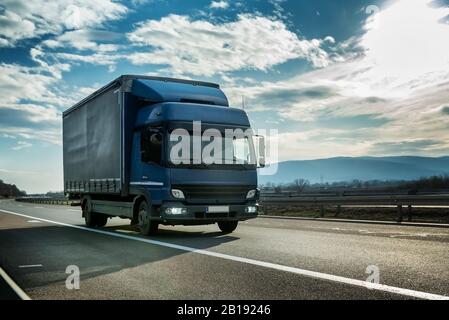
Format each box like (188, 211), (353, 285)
(1, 0), (449, 193)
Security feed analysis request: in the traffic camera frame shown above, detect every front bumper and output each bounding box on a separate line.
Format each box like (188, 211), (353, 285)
(157, 202), (259, 225)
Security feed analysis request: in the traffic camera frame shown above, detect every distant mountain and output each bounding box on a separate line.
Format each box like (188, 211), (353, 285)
(259, 156), (449, 185)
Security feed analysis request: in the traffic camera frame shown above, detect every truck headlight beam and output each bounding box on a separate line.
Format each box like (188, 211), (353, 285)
(245, 206), (258, 214)
(165, 207), (187, 215)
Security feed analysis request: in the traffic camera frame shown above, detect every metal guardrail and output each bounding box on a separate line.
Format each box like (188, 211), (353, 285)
(15, 197), (78, 206)
(260, 194), (449, 206)
(260, 194), (449, 222)
(15, 194), (449, 222)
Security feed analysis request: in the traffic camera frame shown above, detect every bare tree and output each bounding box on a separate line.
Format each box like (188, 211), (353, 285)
(274, 184), (282, 194)
(293, 179), (310, 193)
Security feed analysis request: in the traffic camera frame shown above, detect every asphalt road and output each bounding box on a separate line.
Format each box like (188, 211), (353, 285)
(0, 199), (448, 300)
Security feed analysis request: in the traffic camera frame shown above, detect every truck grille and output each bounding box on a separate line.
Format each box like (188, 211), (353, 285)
(174, 185), (251, 204)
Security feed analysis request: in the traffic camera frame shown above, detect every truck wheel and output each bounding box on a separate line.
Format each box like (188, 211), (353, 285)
(83, 197), (108, 228)
(83, 198), (96, 227)
(218, 221), (238, 233)
(137, 201), (158, 236)
(95, 214), (108, 228)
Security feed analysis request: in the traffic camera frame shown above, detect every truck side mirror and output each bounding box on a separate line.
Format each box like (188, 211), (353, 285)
(254, 135), (266, 168)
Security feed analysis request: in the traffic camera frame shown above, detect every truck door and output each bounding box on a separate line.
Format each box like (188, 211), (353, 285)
(130, 126), (168, 195)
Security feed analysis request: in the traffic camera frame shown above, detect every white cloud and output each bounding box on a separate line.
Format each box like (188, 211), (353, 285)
(0, 126), (62, 145)
(0, 9), (35, 47)
(324, 36), (335, 44)
(299, 0), (449, 113)
(357, 0), (449, 97)
(12, 141), (32, 151)
(131, 0), (153, 5)
(235, 0), (449, 112)
(0, 57), (75, 145)
(127, 14), (334, 76)
(76, 84), (102, 97)
(0, 56), (113, 144)
(0, 1), (131, 150)
(0, 0), (127, 47)
(1, 133), (16, 139)
(42, 29), (123, 52)
(223, 0), (449, 159)
(210, 1), (229, 9)
(55, 52), (121, 66)
(0, 62), (70, 106)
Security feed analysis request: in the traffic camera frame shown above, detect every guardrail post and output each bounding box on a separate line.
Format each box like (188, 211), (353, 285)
(335, 205), (342, 217)
(262, 204), (267, 216)
(397, 205), (403, 223)
(320, 205), (325, 218)
(407, 205), (412, 222)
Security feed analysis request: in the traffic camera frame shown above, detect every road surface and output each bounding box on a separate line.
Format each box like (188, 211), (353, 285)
(0, 199), (448, 300)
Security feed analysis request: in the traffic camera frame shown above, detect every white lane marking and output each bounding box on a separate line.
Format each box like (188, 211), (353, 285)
(0, 266), (31, 300)
(18, 264), (43, 268)
(67, 209), (79, 212)
(1, 209), (448, 301)
(27, 220), (42, 223)
(34, 207), (44, 209)
(116, 229), (137, 234)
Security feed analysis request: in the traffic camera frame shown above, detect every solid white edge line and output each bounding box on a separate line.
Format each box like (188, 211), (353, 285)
(0, 266), (31, 300)
(1, 208), (448, 300)
(18, 265), (43, 268)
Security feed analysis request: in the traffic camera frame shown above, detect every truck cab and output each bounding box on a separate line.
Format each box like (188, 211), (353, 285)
(63, 75), (264, 235)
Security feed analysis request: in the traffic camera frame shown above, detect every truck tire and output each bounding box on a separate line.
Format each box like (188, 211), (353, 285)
(83, 197), (108, 228)
(95, 214), (108, 228)
(137, 201), (158, 236)
(218, 221), (238, 233)
(83, 198), (96, 227)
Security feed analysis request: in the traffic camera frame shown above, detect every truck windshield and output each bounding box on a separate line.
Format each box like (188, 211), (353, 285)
(167, 128), (256, 169)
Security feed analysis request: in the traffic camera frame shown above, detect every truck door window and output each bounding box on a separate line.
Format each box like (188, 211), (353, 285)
(141, 127), (163, 165)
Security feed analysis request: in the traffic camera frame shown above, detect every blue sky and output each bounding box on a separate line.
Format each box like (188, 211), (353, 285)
(1, 0), (449, 193)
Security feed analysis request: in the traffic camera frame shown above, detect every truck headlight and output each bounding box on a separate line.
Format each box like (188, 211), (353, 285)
(165, 207), (187, 215)
(246, 189), (257, 199)
(245, 206), (258, 214)
(171, 189), (185, 199)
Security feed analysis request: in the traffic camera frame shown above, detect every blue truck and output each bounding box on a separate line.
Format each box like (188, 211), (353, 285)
(63, 75), (264, 235)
